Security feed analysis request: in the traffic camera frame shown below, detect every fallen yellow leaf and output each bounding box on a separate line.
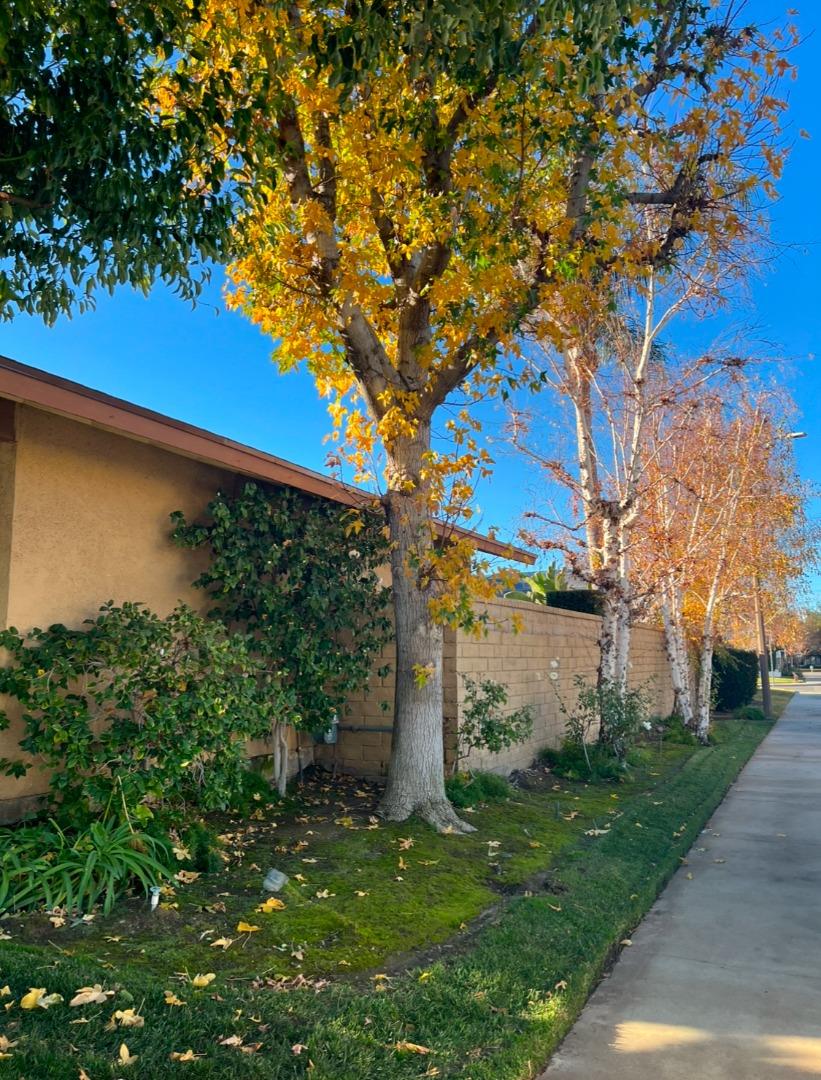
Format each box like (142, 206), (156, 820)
(109, 1008), (144, 1029)
(236, 921), (260, 933)
(210, 937), (234, 950)
(119, 1042), (138, 1066)
(175, 870), (200, 885)
(394, 1040), (432, 1055)
(21, 988), (63, 1010)
(256, 897), (286, 913)
(70, 984), (114, 1007)
(164, 990), (187, 1007)
(170, 1049), (204, 1062)
(191, 973), (216, 989)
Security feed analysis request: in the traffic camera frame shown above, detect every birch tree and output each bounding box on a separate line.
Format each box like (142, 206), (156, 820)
(643, 393), (806, 740)
(510, 0), (793, 724)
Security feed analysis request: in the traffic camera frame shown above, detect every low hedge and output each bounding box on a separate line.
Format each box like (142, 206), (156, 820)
(544, 589), (604, 617)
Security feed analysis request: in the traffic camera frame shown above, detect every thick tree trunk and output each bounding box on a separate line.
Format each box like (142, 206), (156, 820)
(377, 426), (474, 833)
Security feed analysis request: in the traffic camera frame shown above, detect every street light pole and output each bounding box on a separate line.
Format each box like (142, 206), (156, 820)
(754, 577), (772, 720)
(752, 429), (807, 720)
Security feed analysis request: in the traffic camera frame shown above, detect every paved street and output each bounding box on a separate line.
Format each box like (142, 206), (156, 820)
(541, 678), (821, 1080)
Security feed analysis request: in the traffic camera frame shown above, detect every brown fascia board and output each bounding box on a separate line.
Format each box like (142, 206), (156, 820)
(0, 355), (534, 565)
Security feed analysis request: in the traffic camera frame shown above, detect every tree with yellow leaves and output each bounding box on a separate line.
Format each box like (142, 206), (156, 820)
(162, 2), (793, 826)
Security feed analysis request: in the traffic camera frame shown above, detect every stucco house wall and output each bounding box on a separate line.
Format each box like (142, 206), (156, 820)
(0, 404), (244, 817)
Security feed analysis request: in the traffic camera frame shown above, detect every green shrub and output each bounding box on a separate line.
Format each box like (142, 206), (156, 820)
(171, 482), (392, 734)
(734, 704), (766, 721)
(458, 676), (534, 762)
(0, 817), (172, 915)
(0, 602), (289, 816)
(712, 647), (758, 711)
(445, 771), (512, 807)
(178, 820), (224, 874)
(557, 674), (651, 764)
(540, 741), (652, 782)
(658, 713), (698, 745)
(544, 589), (604, 616)
(540, 741), (623, 782)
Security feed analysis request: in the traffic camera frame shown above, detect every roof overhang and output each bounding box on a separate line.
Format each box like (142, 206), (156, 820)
(0, 355), (534, 564)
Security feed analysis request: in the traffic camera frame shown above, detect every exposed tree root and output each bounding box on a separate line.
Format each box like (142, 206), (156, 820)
(378, 795), (476, 834)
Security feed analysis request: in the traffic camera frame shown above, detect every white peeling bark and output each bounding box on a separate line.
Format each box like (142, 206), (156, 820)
(695, 627), (714, 744)
(614, 594), (631, 692)
(661, 586), (694, 728)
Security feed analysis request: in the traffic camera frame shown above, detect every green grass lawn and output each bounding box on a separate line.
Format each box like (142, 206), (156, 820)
(0, 718), (774, 1079)
(752, 686), (795, 719)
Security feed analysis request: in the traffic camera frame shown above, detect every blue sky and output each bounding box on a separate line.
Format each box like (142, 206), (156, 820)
(1, 2), (819, 597)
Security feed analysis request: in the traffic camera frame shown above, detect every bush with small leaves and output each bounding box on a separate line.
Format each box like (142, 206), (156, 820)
(0, 602), (292, 816)
(458, 676), (534, 764)
(556, 674), (652, 769)
(734, 704), (767, 722)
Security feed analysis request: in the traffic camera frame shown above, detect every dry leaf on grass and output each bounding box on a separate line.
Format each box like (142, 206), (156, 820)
(175, 870), (200, 885)
(107, 1008), (144, 1029)
(21, 988), (63, 1009)
(170, 1049), (204, 1062)
(394, 1040), (432, 1055)
(210, 937), (234, 950)
(118, 1042), (138, 1066)
(70, 985), (114, 1007)
(257, 897), (286, 913)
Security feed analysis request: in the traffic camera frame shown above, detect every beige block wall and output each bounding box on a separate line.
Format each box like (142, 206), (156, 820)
(323, 597), (675, 780)
(455, 598), (675, 774)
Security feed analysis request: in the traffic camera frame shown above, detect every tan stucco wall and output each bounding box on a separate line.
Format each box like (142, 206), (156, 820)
(5, 406), (232, 629)
(0, 404), (239, 816)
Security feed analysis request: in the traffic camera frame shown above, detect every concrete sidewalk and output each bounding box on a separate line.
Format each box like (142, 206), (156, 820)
(540, 679), (821, 1080)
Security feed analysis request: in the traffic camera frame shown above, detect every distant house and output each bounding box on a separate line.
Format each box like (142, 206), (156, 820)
(0, 357), (674, 822)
